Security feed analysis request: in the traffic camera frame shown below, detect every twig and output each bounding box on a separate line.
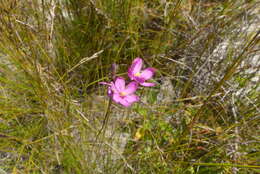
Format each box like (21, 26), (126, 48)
(231, 93), (240, 174)
(15, 19), (37, 32)
(67, 50), (103, 74)
(95, 98), (112, 141)
(59, 50), (103, 82)
(46, 0), (56, 58)
(95, 62), (116, 140)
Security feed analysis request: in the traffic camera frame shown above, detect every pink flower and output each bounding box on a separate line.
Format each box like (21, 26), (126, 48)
(99, 77), (140, 107)
(128, 57), (156, 87)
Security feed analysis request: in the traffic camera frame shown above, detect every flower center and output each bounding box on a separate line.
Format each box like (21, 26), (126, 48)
(120, 92), (127, 96)
(134, 72), (141, 77)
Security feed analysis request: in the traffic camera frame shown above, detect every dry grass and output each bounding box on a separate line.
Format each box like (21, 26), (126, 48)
(0, 0), (259, 173)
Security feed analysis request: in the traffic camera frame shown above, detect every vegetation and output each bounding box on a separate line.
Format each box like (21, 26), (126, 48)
(0, 0), (259, 173)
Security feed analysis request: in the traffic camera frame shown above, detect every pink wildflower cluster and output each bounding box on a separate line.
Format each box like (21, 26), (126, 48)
(100, 58), (156, 107)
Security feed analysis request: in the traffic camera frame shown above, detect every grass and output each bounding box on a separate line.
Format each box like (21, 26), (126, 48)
(0, 0), (259, 173)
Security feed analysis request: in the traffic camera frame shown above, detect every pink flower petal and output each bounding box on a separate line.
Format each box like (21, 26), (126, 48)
(110, 82), (119, 93)
(140, 68), (155, 80)
(119, 99), (131, 107)
(133, 76), (146, 83)
(140, 82), (156, 87)
(123, 81), (138, 95)
(128, 72), (135, 80)
(128, 58), (143, 77)
(125, 94), (140, 103)
(112, 93), (122, 103)
(115, 77), (125, 92)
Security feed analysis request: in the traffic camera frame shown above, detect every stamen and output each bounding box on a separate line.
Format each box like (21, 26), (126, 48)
(120, 92), (127, 96)
(134, 72), (141, 77)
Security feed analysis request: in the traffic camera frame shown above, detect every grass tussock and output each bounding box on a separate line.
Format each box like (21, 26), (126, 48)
(0, 0), (259, 173)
